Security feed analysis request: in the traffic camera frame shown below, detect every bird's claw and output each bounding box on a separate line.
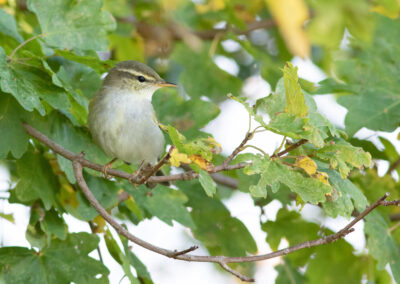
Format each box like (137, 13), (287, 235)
(102, 158), (117, 179)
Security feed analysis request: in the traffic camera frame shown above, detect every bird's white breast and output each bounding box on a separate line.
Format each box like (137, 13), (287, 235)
(88, 88), (165, 164)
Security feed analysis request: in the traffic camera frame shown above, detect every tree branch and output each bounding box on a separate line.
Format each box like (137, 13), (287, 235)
(72, 156), (395, 281)
(223, 131), (254, 167)
(273, 139), (308, 158)
(120, 18), (276, 41)
(24, 123), (400, 281)
(22, 123), (247, 186)
(192, 18), (276, 40)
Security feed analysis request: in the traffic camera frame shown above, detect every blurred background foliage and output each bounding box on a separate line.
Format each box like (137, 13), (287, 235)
(1, 0), (400, 283)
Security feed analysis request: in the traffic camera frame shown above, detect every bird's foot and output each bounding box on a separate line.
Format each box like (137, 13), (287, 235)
(129, 161), (148, 184)
(102, 158), (118, 179)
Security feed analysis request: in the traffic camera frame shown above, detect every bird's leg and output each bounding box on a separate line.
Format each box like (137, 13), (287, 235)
(102, 158), (118, 179)
(129, 160), (146, 184)
(138, 147), (174, 185)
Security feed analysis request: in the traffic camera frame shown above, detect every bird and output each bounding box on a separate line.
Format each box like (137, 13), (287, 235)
(88, 60), (177, 179)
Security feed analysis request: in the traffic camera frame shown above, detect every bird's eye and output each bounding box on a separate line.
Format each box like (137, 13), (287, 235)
(138, 76), (146, 82)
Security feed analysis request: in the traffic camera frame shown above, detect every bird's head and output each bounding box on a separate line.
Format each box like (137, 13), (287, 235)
(103, 60), (176, 98)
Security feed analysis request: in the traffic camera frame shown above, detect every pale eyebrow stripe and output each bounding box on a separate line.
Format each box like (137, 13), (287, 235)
(117, 68), (155, 81)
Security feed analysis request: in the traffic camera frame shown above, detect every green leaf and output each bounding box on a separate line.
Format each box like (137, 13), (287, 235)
(364, 212), (400, 283)
(28, 0), (116, 51)
(254, 78), (340, 147)
(199, 170), (216, 197)
(282, 62), (308, 117)
(108, 32), (145, 62)
(27, 111), (109, 183)
(0, 8), (23, 42)
(0, 94), (29, 159)
(54, 49), (115, 74)
(275, 260), (306, 284)
(240, 39), (288, 88)
(171, 43), (242, 102)
(348, 137), (388, 160)
(319, 15), (400, 135)
(119, 233), (153, 284)
(104, 230), (139, 284)
(0, 212), (14, 224)
(351, 169), (399, 217)
(318, 163), (368, 218)
(104, 229), (123, 264)
(0, 47), (70, 116)
(25, 207), (67, 248)
(245, 156), (332, 204)
(166, 124), (219, 162)
(14, 149), (60, 210)
(307, 0), (373, 49)
(0, 233), (108, 283)
(65, 172), (119, 221)
(153, 91), (220, 138)
(40, 209), (67, 241)
(43, 58), (102, 125)
(379, 136), (399, 163)
(127, 185), (195, 228)
(315, 140), (372, 178)
(262, 209), (319, 266)
(180, 181), (257, 257)
(305, 235), (363, 284)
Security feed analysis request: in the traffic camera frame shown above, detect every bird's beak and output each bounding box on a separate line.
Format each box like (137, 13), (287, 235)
(156, 81), (178, 88)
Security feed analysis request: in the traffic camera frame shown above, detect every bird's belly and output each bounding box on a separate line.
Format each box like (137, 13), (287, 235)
(110, 118), (164, 164)
(91, 97), (165, 164)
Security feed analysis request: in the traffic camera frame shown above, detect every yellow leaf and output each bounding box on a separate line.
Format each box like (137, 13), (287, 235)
(371, 5), (400, 19)
(206, 137), (222, 154)
(312, 171), (330, 185)
(265, 0), (310, 58)
(169, 148), (191, 167)
(189, 154), (214, 171)
(57, 183), (79, 208)
(196, 0), (226, 13)
(295, 156), (317, 175)
(93, 215), (106, 233)
(283, 62), (308, 117)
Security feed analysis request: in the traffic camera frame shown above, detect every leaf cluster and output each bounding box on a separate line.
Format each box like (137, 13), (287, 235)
(1, 0), (400, 283)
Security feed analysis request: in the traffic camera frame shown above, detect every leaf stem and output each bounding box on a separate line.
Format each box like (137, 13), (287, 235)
(241, 145), (268, 156)
(273, 136), (287, 156)
(7, 34), (43, 61)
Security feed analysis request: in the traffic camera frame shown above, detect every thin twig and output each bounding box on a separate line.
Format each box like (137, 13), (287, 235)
(219, 262), (254, 282)
(241, 145), (268, 156)
(222, 130), (254, 167)
(273, 136), (287, 156)
(386, 157), (400, 175)
(171, 245), (199, 257)
(382, 199), (400, 206)
(273, 139), (308, 158)
(389, 213), (400, 222)
(388, 221), (400, 234)
(137, 146), (175, 185)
